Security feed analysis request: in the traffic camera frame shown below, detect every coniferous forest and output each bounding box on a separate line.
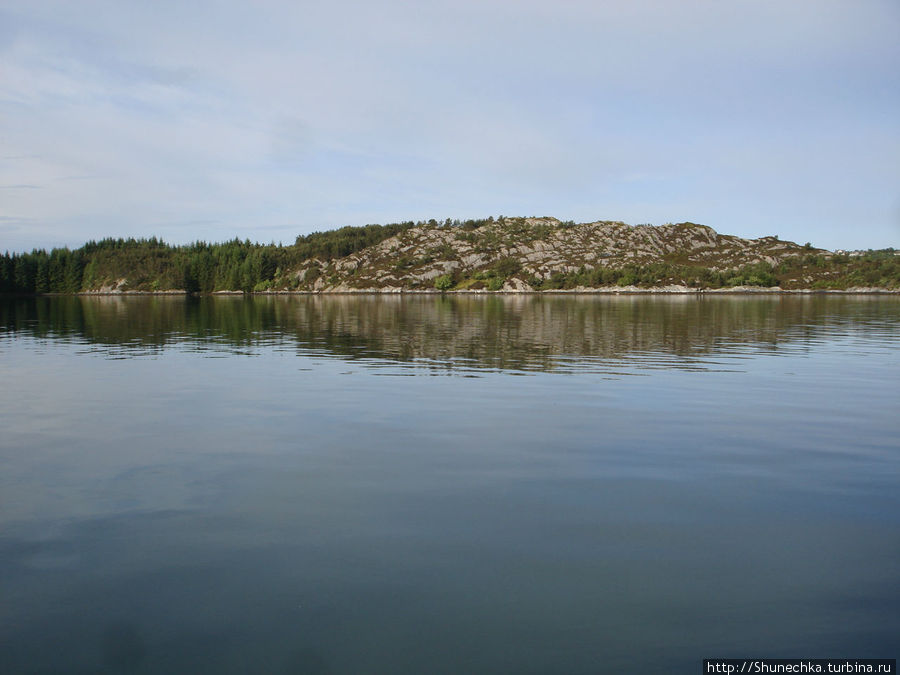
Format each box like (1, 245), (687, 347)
(1, 221), (421, 294)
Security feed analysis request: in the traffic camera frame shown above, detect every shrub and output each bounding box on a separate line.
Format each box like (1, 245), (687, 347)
(434, 275), (453, 291)
(493, 257), (521, 278)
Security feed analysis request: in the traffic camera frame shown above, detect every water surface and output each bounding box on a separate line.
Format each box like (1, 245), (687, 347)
(1, 295), (898, 673)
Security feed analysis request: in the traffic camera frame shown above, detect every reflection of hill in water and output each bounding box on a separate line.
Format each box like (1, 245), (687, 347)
(2, 295), (898, 372)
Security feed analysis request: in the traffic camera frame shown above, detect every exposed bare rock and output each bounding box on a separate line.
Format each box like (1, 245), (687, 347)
(280, 218), (823, 292)
(502, 277), (531, 292)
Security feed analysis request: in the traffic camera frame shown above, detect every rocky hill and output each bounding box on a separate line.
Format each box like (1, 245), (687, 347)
(288, 218), (887, 292)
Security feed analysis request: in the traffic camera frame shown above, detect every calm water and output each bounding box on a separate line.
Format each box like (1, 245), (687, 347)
(1, 295), (898, 673)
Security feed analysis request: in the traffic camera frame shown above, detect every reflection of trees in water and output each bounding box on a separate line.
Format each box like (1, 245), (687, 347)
(2, 295), (898, 372)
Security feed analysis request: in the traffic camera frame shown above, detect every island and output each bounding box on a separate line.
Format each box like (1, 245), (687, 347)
(2, 218), (898, 294)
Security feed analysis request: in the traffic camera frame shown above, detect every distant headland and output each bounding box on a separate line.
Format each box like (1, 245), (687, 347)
(3, 218), (898, 294)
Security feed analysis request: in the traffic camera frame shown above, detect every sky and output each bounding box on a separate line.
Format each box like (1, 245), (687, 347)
(1, 0), (899, 253)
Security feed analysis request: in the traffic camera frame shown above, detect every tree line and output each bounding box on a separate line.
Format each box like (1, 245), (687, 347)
(0, 221), (425, 294)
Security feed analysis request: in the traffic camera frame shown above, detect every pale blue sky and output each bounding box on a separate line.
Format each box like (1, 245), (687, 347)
(1, 0), (898, 252)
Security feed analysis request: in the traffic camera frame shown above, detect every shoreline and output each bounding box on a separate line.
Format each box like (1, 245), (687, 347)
(16, 286), (899, 297)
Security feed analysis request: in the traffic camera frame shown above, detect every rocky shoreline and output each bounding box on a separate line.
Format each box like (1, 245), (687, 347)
(66, 286), (900, 297)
